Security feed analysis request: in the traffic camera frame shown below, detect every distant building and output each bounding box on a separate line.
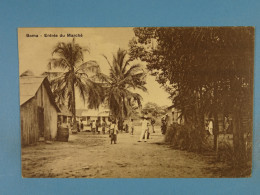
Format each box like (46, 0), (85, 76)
(20, 73), (60, 146)
(58, 105), (72, 125)
(166, 105), (184, 125)
(76, 109), (85, 122)
(81, 108), (110, 123)
(167, 105), (232, 134)
(76, 106), (110, 131)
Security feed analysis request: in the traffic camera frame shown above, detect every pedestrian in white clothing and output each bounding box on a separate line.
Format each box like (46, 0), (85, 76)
(138, 117), (149, 142)
(208, 120), (213, 135)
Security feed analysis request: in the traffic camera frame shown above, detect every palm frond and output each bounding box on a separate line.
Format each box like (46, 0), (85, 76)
(49, 58), (70, 70)
(97, 48), (147, 119)
(84, 79), (105, 109)
(121, 59), (132, 74)
(76, 60), (100, 74)
(124, 64), (143, 78)
(94, 72), (112, 84)
(102, 54), (113, 69)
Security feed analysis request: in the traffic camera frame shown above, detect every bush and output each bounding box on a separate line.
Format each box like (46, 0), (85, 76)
(217, 134), (252, 177)
(165, 124), (252, 177)
(165, 123), (207, 152)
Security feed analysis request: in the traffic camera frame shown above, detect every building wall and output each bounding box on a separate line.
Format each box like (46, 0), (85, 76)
(167, 107), (183, 125)
(20, 82), (58, 146)
(81, 116), (109, 125)
(58, 115), (72, 125)
(20, 98), (38, 146)
(35, 83), (58, 139)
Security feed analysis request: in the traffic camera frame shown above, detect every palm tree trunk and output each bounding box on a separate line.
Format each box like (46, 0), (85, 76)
(68, 72), (76, 131)
(118, 97), (124, 131)
(72, 80), (77, 130)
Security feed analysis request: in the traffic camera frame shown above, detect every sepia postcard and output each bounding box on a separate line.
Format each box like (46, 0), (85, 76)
(18, 27), (254, 178)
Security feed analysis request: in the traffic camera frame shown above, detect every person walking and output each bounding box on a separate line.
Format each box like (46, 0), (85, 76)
(110, 120), (118, 144)
(96, 120), (101, 134)
(208, 120), (213, 135)
(161, 117), (166, 135)
(138, 116), (149, 142)
(107, 119), (111, 134)
(92, 120), (96, 134)
(80, 119), (84, 131)
(125, 122), (129, 133)
(77, 121), (80, 132)
(205, 120), (210, 136)
(146, 119), (150, 139)
(102, 119), (106, 134)
(130, 119), (134, 135)
(151, 118), (155, 133)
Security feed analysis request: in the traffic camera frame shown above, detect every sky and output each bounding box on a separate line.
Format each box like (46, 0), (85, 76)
(18, 27), (172, 108)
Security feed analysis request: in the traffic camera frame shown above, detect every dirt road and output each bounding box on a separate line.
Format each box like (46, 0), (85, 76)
(22, 126), (222, 178)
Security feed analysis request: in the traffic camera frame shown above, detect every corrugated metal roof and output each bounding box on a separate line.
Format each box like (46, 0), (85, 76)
(76, 109), (86, 117)
(20, 70), (35, 77)
(19, 76), (60, 112)
(20, 76), (46, 105)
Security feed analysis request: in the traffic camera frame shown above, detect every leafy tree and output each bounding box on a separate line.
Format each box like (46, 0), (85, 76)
(142, 102), (167, 117)
(129, 27), (254, 159)
(48, 38), (104, 128)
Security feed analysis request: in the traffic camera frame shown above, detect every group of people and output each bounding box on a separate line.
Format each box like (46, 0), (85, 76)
(77, 119), (114, 135)
(89, 119), (118, 144)
(108, 119), (135, 144)
(107, 116), (156, 144)
(110, 116), (157, 143)
(89, 119), (108, 134)
(205, 116), (233, 136)
(75, 116), (158, 144)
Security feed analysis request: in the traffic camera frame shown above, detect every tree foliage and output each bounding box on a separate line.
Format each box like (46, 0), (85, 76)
(129, 27), (254, 158)
(142, 102), (167, 117)
(96, 48), (147, 122)
(48, 38), (104, 125)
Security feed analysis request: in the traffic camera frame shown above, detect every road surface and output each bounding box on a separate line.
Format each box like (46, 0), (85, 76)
(22, 126), (222, 178)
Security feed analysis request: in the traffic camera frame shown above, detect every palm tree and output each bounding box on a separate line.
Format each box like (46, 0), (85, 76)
(97, 48), (147, 129)
(48, 38), (104, 129)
